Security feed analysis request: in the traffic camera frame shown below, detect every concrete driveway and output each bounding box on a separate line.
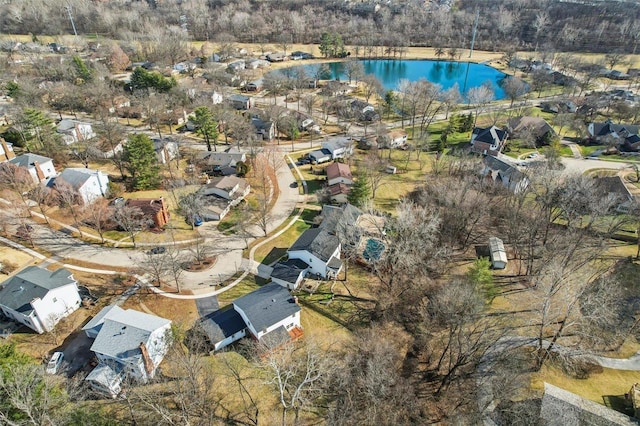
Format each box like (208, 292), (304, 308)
(195, 296), (219, 317)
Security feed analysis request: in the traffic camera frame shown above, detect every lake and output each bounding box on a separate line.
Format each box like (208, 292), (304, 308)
(279, 59), (508, 100)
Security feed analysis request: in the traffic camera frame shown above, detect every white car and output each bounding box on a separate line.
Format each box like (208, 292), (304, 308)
(46, 352), (64, 374)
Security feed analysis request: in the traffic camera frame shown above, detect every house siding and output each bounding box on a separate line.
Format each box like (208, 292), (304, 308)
(288, 246), (340, 278)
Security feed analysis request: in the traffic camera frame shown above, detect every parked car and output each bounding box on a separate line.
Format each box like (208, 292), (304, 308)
(46, 352), (64, 374)
(147, 246), (166, 255)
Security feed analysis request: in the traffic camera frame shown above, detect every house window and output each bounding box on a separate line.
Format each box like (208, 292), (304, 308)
(309, 258), (313, 263)
(52, 297), (57, 303)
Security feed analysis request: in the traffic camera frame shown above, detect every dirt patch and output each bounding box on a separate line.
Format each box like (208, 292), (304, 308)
(182, 256), (217, 272)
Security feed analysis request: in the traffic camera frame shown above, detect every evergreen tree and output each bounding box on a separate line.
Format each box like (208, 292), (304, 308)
(192, 106), (219, 152)
(347, 175), (371, 207)
(72, 55), (93, 83)
(123, 134), (161, 190)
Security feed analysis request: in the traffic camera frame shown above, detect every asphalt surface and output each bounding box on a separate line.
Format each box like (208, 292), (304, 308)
(195, 296), (220, 317)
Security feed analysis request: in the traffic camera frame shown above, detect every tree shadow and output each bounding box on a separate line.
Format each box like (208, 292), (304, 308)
(262, 247), (287, 265)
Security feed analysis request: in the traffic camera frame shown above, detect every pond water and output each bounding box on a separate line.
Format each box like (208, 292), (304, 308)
(279, 59), (508, 100)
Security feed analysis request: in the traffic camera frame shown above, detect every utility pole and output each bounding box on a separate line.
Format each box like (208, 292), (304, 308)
(65, 4), (78, 37)
(469, 9), (479, 58)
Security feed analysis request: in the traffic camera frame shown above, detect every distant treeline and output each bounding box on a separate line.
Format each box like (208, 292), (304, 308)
(2, 0), (640, 54)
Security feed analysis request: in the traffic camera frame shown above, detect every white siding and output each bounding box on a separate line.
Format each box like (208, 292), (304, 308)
(255, 311), (301, 340)
(214, 329), (247, 351)
(32, 284), (81, 332)
(288, 245), (340, 278)
(327, 176), (353, 186)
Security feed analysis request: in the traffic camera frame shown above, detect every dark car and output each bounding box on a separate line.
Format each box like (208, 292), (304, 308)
(147, 246), (166, 255)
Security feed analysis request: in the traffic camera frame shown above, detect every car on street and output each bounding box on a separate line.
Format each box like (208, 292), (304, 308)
(46, 351), (64, 374)
(147, 246), (166, 255)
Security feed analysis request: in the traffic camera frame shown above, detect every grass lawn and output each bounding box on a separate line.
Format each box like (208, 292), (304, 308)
(253, 219), (310, 264)
(581, 145), (606, 156)
(122, 290), (200, 329)
(217, 275), (266, 307)
(531, 364), (640, 414)
(352, 149), (430, 213)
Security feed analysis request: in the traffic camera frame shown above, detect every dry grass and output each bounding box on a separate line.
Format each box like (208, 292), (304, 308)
(0, 246), (38, 274)
(121, 289), (200, 329)
(531, 364), (640, 406)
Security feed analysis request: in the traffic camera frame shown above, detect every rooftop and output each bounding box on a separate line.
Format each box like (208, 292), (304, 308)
(0, 266), (75, 313)
(199, 305), (246, 344)
(90, 308), (171, 360)
(289, 228), (340, 262)
(233, 283), (300, 334)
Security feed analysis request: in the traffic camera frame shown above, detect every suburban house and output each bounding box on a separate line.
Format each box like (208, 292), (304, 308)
(246, 79), (263, 91)
(308, 149), (332, 164)
(197, 149), (246, 170)
(350, 100), (379, 121)
(594, 175), (636, 213)
(152, 138), (179, 164)
(0, 266), (81, 334)
(84, 306), (172, 397)
(326, 162), (353, 186)
(322, 137), (354, 159)
(481, 155), (530, 194)
(200, 282), (302, 351)
(201, 176), (250, 202)
(49, 168), (109, 204)
(0, 138), (15, 162)
(251, 117), (276, 141)
(270, 259), (309, 290)
(94, 139), (124, 159)
(379, 129), (408, 148)
(328, 183), (351, 204)
(9, 153), (57, 183)
(288, 228), (342, 279)
(540, 100), (576, 114)
(507, 116), (556, 146)
(588, 120), (640, 144)
(124, 197), (170, 228)
(471, 126), (508, 156)
(57, 119), (96, 145)
(266, 52), (288, 62)
(227, 94), (253, 110)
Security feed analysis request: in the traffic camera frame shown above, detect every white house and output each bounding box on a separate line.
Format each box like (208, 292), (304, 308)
(288, 228), (342, 279)
(326, 162), (353, 186)
(57, 119), (96, 145)
(481, 155), (530, 194)
(9, 153), (57, 183)
(51, 168), (109, 204)
(0, 266), (81, 334)
(200, 282), (302, 351)
(270, 259), (309, 290)
(201, 176), (250, 204)
(322, 137), (354, 160)
(84, 306), (172, 397)
(380, 129), (408, 148)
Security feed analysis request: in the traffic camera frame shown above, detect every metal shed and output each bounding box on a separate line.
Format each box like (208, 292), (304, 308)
(488, 237), (507, 269)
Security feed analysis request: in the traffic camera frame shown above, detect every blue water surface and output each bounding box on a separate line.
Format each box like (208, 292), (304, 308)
(279, 59), (508, 100)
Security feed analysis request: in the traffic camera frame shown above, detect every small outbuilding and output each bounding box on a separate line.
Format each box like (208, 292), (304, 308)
(488, 237), (507, 269)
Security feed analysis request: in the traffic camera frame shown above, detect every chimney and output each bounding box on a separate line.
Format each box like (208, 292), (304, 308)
(0, 138), (15, 160)
(139, 342), (155, 376)
(33, 161), (45, 181)
(293, 296), (299, 304)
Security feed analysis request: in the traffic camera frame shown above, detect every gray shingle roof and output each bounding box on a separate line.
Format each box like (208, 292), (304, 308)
(82, 305), (124, 333)
(271, 259), (309, 284)
(483, 155), (526, 182)
(53, 168), (96, 189)
(9, 153), (52, 169)
(473, 126), (507, 145)
(233, 283), (300, 333)
(260, 325), (291, 349)
(0, 266), (75, 313)
(319, 203), (363, 234)
(289, 228), (340, 262)
(90, 309), (171, 359)
(592, 121), (639, 137)
(199, 305), (246, 344)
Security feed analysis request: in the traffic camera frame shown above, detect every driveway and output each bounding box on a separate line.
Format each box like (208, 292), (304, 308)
(62, 331), (94, 377)
(195, 296), (219, 317)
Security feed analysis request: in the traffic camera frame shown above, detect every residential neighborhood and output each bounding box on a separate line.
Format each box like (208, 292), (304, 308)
(2, 2), (640, 423)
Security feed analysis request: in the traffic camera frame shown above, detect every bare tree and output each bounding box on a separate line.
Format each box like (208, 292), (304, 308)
(360, 74), (383, 104)
(466, 83), (495, 127)
(54, 180), (84, 238)
(113, 205), (150, 248)
(257, 339), (331, 426)
(361, 152), (386, 200)
(83, 198), (113, 244)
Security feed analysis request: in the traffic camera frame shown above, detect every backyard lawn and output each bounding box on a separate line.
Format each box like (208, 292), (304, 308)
(252, 218), (310, 264)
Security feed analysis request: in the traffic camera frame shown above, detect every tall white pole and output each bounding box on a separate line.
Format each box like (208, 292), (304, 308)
(65, 5), (78, 37)
(469, 9), (479, 58)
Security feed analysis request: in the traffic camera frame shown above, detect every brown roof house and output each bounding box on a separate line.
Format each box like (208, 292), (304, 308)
(326, 162), (353, 186)
(507, 116), (556, 146)
(125, 198), (170, 228)
(470, 126), (508, 156)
